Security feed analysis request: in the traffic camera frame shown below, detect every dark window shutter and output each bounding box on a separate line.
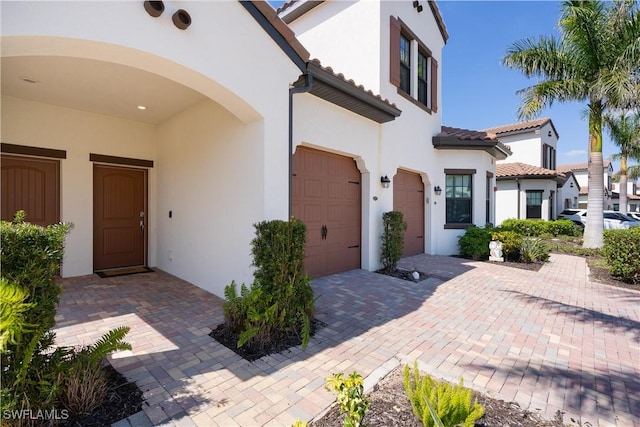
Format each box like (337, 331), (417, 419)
(430, 57), (438, 112)
(390, 16), (401, 87)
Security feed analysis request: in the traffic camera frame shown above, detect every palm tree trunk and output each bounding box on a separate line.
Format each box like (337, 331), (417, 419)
(619, 155), (628, 214)
(583, 102), (604, 249)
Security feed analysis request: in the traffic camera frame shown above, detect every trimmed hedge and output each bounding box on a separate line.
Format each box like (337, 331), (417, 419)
(500, 218), (577, 237)
(458, 226), (491, 260)
(602, 228), (640, 284)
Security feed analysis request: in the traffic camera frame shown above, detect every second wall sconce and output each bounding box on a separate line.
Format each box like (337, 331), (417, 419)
(381, 175), (391, 189)
(434, 185), (442, 195)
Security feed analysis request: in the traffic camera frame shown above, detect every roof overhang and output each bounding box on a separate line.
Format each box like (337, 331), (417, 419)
(432, 137), (511, 160)
(496, 174), (560, 181)
(297, 61), (402, 123)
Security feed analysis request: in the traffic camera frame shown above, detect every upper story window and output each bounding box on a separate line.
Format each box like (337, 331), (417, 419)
(542, 144), (556, 170)
(400, 35), (411, 93)
(390, 16), (438, 113)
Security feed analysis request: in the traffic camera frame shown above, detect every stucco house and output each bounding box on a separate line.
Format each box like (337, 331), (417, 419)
(557, 160), (614, 210)
(1, 0), (507, 298)
(483, 118), (567, 224)
(612, 179), (640, 213)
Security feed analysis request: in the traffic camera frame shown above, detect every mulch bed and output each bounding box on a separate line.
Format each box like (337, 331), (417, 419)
(311, 367), (568, 427)
(376, 268), (430, 282)
(59, 363), (143, 427)
(209, 319), (326, 362)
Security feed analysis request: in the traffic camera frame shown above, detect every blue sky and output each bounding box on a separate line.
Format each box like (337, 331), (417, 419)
(268, 1), (636, 173)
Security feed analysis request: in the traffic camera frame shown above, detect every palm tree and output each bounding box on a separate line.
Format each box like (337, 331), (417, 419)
(604, 110), (640, 213)
(503, 0), (640, 248)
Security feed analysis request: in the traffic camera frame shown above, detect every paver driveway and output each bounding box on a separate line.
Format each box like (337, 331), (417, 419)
(53, 254), (640, 427)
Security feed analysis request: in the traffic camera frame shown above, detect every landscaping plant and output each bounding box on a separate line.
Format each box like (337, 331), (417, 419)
(325, 371), (370, 427)
(0, 211), (131, 423)
(519, 237), (550, 263)
(458, 226), (492, 260)
(223, 219), (314, 351)
(380, 211), (405, 273)
(403, 361), (484, 427)
(490, 230), (523, 261)
(602, 228), (640, 284)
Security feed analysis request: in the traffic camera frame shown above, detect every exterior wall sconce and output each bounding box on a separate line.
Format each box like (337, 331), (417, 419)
(434, 185), (442, 195)
(144, 1), (164, 17)
(381, 175), (391, 188)
(413, 1), (423, 12)
(172, 9), (192, 30)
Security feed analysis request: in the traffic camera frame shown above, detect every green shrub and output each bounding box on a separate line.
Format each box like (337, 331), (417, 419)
(0, 212), (131, 421)
(325, 372), (369, 427)
(544, 219), (578, 237)
(458, 226), (491, 260)
(490, 230), (523, 261)
(602, 228), (640, 283)
(381, 211), (405, 273)
(520, 238), (550, 263)
(403, 362), (484, 427)
(223, 219), (314, 350)
(499, 218), (545, 236)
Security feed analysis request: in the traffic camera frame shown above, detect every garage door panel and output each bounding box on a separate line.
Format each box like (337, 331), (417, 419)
(292, 147), (361, 278)
(393, 170), (425, 257)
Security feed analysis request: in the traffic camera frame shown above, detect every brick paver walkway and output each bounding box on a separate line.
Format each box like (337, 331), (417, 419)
(53, 254), (640, 426)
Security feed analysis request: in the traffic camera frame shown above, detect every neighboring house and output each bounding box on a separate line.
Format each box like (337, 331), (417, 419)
(482, 118), (566, 224)
(612, 179), (640, 213)
(558, 172), (581, 212)
(556, 161), (614, 209)
(1, 0), (507, 298)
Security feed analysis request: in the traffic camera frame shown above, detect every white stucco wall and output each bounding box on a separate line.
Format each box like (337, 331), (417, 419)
(156, 100), (264, 296)
(2, 1), (301, 297)
(1, 96), (158, 278)
(497, 123), (558, 168)
(495, 178), (558, 225)
(558, 176), (580, 212)
(432, 151), (497, 255)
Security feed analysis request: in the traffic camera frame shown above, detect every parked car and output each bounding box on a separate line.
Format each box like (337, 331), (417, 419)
(558, 209), (640, 229)
(628, 212), (640, 221)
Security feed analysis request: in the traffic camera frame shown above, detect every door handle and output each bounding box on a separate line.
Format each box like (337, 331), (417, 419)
(140, 220), (145, 232)
(321, 225), (328, 240)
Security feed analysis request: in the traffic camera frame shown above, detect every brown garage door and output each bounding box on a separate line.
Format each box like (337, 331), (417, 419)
(393, 170), (424, 257)
(1, 155), (60, 226)
(293, 147), (361, 277)
(94, 165), (147, 271)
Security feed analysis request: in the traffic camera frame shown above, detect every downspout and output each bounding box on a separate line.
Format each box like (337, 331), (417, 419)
(516, 177), (521, 219)
(289, 73), (314, 218)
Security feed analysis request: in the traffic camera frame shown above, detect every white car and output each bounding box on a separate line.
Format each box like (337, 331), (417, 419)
(628, 212), (640, 221)
(558, 209), (640, 229)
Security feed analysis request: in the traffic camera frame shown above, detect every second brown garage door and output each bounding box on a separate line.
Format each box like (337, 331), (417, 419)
(393, 170), (424, 257)
(293, 147), (361, 277)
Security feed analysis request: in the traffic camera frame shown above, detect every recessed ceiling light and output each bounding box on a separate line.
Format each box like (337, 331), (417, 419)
(20, 76), (39, 84)
(137, 105), (147, 110)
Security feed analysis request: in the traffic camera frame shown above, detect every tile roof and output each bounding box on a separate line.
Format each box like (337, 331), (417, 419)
(301, 59), (401, 123)
(496, 162), (558, 178)
(483, 117), (557, 137)
(438, 126), (498, 141)
(556, 160), (612, 173)
(433, 126), (512, 159)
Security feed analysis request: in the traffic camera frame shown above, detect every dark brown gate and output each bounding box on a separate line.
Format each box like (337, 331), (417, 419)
(1, 155), (60, 226)
(293, 147), (361, 277)
(93, 165), (147, 270)
(393, 170), (425, 257)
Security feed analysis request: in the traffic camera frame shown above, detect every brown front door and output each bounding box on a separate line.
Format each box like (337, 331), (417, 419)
(293, 147), (361, 277)
(393, 170), (425, 257)
(1, 155), (60, 226)
(93, 165), (147, 270)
